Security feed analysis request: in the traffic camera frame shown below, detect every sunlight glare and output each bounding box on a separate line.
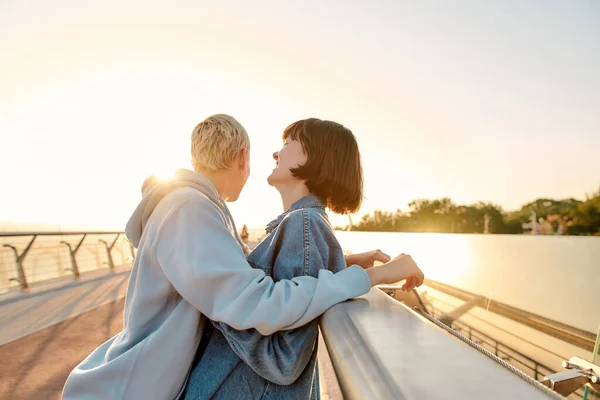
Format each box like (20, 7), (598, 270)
(415, 234), (472, 284)
(153, 168), (176, 182)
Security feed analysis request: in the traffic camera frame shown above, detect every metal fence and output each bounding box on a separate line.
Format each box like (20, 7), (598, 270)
(427, 304), (590, 399)
(0, 226), (269, 294)
(321, 288), (561, 400)
(0, 231), (134, 293)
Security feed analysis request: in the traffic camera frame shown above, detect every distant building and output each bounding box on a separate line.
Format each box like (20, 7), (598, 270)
(521, 211), (571, 235)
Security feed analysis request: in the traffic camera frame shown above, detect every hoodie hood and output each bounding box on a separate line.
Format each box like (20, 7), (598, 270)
(125, 168), (243, 248)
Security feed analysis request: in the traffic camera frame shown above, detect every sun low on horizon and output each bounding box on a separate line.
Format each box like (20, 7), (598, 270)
(1, 1), (599, 231)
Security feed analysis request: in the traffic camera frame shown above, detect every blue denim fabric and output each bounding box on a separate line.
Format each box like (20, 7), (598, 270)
(184, 195), (347, 400)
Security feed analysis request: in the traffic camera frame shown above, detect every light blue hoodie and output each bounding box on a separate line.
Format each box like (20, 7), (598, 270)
(62, 169), (370, 400)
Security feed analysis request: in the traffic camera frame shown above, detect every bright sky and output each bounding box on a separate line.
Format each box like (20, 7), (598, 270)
(1, 0), (599, 230)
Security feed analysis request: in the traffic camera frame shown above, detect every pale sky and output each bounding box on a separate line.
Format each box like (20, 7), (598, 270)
(1, 0), (599, 230)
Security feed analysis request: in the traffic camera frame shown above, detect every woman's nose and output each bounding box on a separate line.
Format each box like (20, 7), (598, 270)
(272, 152), (279, 160)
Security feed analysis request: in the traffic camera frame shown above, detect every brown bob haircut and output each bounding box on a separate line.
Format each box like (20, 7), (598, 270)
(283, 118), (363, 214)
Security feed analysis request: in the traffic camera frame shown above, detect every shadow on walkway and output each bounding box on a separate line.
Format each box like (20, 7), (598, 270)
(0, 298), (125, 400)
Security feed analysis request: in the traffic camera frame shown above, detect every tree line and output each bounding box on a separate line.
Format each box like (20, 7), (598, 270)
(349, 188), (600, 235)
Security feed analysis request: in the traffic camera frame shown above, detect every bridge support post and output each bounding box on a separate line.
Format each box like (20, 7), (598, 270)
(540, 357), (600, 397)
(61, 234), (86, 279)
(439, 296), (485, 326)
(99, 234), (120, 270)
(2, 235), (36, 291)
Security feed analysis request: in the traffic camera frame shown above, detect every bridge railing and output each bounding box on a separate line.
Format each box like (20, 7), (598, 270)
(319, 288), (562, 399)
(0, 226), (269, 294)
(424, 279), (598, 353)
(0, 231), (134, 293)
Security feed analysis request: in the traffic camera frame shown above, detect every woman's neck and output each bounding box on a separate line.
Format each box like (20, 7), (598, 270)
(278, 183), (311, 211)
(200, 168), (230, 200)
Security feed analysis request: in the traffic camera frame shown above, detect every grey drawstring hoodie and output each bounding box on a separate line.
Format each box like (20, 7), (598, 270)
(126, 169), (243, 248)
(62, 168), (370, 400)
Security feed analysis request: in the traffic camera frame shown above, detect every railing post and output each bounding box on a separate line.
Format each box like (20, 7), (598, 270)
(439, 296), (485, 326)
(1, 231), (132, 288)
(3, 238), (36, 292)
(2, 235), (36, 291)
(8, 245), (28, 290)
(99, 234), (120, 270)
(61, 234), (86, 279)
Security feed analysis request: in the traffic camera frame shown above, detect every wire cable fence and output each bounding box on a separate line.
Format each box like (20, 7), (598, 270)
(0, 231), (135, 293)
(427, 304), (590, 399)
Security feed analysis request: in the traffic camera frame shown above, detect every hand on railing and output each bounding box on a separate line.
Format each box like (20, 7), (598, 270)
(344, 249), (391, 269)
(364, 253), (424, 291)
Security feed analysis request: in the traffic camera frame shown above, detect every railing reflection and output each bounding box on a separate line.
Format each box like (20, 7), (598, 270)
(319, 288), (562, 399)
(380, 285), (596, 399)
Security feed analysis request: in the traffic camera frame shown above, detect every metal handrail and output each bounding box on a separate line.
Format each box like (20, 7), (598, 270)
(429, 295), (568, 360)
(427, 306), (587, 399)
(0, 231), (133, 292)
(379, 287), (579, 395)
(428, 307), (554, 379)
(425, 278), (597, 351)
(320, 288), (559, 399)
(0, 231), (124, 237)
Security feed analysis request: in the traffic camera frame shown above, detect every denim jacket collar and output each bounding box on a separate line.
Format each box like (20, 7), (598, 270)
(265, 195), (325, 234)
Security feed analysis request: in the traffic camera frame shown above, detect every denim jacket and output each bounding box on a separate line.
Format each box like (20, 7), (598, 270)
(184, 195), (347, 399)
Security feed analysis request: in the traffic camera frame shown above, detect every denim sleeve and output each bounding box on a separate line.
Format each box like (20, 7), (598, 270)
(211, 209), (347, 385)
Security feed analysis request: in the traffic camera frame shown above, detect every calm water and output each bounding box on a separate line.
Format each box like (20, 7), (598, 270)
(335, 231), (600, 333)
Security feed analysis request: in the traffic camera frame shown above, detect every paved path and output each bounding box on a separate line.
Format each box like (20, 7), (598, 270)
(0, 297), (126, 399)
(0, 270), (130, 346)
(0, 267), (341, 400)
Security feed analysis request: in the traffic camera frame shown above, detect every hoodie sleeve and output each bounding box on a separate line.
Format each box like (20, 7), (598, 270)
(154, 197), (370, 335)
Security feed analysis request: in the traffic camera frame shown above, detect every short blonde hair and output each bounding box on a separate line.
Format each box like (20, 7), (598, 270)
(191, 114), (250, 172)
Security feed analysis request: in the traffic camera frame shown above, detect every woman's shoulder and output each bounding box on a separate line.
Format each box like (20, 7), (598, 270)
(281, 207), (328, 224)
(148, 188), (228, 236)
(279, 207), (332, 236)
